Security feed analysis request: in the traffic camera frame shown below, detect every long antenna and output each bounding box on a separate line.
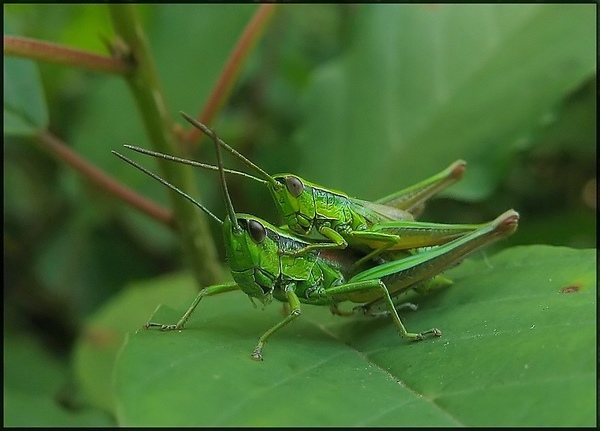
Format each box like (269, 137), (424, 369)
(123, 144), (268, 185)
(205, 127), (242, 235)
(112, 150), (223, 226)
(179, 111), (278, 187)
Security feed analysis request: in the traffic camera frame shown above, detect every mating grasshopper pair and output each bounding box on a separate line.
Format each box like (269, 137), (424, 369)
(113, 112), (518, 360)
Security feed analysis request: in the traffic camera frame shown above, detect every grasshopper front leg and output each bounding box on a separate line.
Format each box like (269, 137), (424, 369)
(144, 282), (239, 331)
(251, 284), (302, 361)
(279, 225), (349, 256)
(282, 225), (400, 257)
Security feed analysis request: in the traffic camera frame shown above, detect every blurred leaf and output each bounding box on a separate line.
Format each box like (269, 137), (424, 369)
(4, 333), (67, 395)
(3, 149), (55, 228)
(3, 56), (48, 136)
(33, 198), (169, 316)
(72, 272), (202, 413)
(507, 208), (595, 249)
(3, 332), (115, 427)
(3, 4), (115, 52)
(3, 9), (48, 136)
(57, 4), (116, 54)
(295, 4), (596, 202)
(112, 245), (595, 426)
(532, 76), (596, 157)
(149, 4), (259, 118)
(4, 392), (115, 427)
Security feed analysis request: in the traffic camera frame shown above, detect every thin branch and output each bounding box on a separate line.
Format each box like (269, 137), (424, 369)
(35, 129), (175, 227)
(183, 4), (279, 144)
(109, 4), (222, 287)
(3, 35), (132, 75)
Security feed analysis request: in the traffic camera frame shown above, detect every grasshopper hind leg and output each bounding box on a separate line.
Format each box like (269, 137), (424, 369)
(323, 279), (441, 341)
(354, 301), (419, 317)
(354, 300), (441, 339)
(330, 301), (418, 318)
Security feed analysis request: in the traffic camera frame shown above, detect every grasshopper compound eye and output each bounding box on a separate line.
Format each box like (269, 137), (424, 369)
(247, 219), (267, 244)
(285, 176), (304, 197)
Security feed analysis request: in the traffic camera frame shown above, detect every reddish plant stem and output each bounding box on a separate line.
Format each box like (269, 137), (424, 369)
(109, 4), (222, 287)
(36, 129), (175, 227)
(3, 35), (132, 75)
(183, 4), (278, 144)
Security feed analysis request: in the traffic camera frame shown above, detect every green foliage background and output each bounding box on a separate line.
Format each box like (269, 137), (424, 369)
(3, 4), (596, 426)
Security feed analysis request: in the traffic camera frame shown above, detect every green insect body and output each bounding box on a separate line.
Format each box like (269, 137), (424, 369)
(352, 219), (489, 252)
(113, 124), (519, 360)
(342, 209), (519, 304)
(268, 174), (415, 241)
(175, 112), (474, 258)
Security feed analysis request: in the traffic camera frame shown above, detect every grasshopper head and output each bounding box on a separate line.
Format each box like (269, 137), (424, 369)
(269, 174), (316, 234)
(187, 117), (287, 307)
(178, 113), (318, 236)
(223, 214), (281, 305)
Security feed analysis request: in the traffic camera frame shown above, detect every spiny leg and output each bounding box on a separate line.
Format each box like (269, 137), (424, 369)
(320, 279), (440, 341)
(354, 301), (419, 318)
(358, 275), (454, 317)
(331, 299), (417, 318)
(376, 159), (466, 214)
(144, 282), (239, 331)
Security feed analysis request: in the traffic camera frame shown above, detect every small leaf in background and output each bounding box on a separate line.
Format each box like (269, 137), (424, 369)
(72, 272), (201, 413)
(4, 333), (114, 427)
(4, 7), (48, 134)
(3, 56), (48, 136)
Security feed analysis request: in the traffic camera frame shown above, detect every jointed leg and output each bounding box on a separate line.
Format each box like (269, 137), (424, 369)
(251, 286), (302, 361)
(319, 279), (440, 340)
(144, 282), (239, 331)
(376, 159), (466, 215)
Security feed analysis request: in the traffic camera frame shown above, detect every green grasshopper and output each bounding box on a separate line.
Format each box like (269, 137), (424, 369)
(113, 127), (519, 360)
(122, 112), (477, 263)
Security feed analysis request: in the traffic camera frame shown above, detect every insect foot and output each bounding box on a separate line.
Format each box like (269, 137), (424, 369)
(143, 322), (180, 331)
(250, 347), (264, 362)
(411, 327), (442, 341)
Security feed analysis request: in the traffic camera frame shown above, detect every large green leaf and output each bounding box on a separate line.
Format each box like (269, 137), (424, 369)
(111, 245), (595, 426)
(295, 4), (596, 201)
